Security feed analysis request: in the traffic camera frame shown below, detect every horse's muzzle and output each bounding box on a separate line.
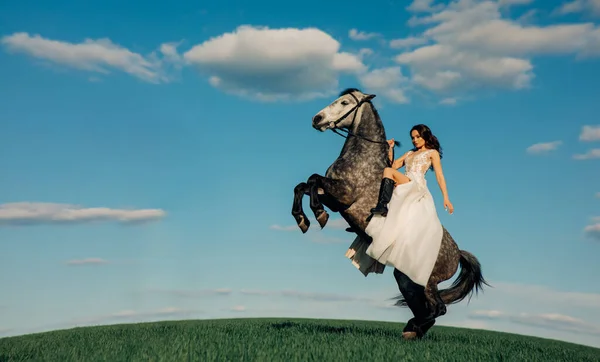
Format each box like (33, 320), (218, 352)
(312, 114), (329, 131)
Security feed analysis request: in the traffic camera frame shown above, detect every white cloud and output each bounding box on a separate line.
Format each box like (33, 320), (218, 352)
(159, 42), (183, 64)
(326, 218), (351, 229)
(348, 29), (380, 41)
(270, 224), (300, 231)
(413, 68), (463, 91)
(147, 288), (233, 298)
(239, 289), (273, 296)
(526, 141), (562, 154)
(358, 66), (410, 103)
(554, 0), (600, 17)
(436, 281), (600, 347)
(396, 44), (534, 93)
(0, 202), (166, 225)
(5, 3), (600, 105)
(389, 36), (429, 49)
(579, 125), (600, 142)
(487, 281), (600, 309)
(279, 290), (374, 303)
(517, 9), (538, 24)
(469, 309), (600, 335)
(440, 97), (458, 105)
(584, 223), (600, 240)
(65, 258), (109, 266)
(432, 21), (594, 57)
(358, 48), (374, 58)
(406, 0), (445, 13)
(470, 309), (504, 318)
(573, 148), (600, 159)
(183, 25), (366, 101)
(269, 218), (350, 243)
(240, 288), (379, 304)
(394, 0), (600, 99)
(5, 282), (600, 348)
(147, 287), (381, 306)
(140, 283), (600, 347)
(498, 0), (534, 7)
(584, 217), (600, 240)
(0, 32), (179, 83)
(2, 27), (371, 102)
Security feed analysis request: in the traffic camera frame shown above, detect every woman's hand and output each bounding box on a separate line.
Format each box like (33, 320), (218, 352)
(387, 138), (395, 148)
(444, 198), (454, 215)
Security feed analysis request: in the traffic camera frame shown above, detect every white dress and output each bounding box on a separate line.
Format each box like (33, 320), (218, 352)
(364, 148), (444, 287)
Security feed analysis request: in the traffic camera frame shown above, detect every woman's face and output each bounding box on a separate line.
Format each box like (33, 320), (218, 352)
(411, 130), (425, 148)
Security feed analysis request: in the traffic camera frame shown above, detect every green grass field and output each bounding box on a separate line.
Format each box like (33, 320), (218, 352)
(1, 318), (599, 361)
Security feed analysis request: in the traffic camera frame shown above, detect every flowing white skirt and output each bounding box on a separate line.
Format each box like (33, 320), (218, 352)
(364, 178), (443, 287)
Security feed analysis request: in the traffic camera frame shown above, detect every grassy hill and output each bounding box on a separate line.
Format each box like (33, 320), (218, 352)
(1, 318), (598, 361)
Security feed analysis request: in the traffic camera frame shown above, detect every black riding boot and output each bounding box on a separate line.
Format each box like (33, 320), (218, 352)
(367, 177), (395, 221)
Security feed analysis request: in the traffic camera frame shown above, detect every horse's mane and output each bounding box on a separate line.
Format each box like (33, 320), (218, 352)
(338, 88), (362, 97)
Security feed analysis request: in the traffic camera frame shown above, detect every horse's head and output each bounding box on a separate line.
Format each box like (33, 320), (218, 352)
(312, 88), (376, 132)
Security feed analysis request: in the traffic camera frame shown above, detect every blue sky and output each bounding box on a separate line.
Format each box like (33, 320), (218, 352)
(1, 0), (600, 349)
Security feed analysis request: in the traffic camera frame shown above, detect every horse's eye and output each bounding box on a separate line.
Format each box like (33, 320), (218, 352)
(341, 101), (349, 105)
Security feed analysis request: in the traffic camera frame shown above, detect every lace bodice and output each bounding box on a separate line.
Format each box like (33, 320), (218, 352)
(404, 149), (434, 189)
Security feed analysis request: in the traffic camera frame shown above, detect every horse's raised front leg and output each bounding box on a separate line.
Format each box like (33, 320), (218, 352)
(306, 173), (353, 229)
(291, 182), (311, 233)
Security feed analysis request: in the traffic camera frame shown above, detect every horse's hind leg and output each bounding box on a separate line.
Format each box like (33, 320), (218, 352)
(292, 182), (310, 233)
(393, 269), (436, 339)
(424, 279), (446, 319)
(424, 231), (461, 319)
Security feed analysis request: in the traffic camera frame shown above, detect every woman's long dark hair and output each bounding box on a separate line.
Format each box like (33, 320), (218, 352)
(410, 124), (442, 169)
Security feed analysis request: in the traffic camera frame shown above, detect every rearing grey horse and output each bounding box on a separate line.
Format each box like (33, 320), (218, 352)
(292, 88), (489, 339)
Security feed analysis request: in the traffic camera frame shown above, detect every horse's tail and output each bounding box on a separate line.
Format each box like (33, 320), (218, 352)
(439, 250), (490, 305)
(392, 249), (489, 308)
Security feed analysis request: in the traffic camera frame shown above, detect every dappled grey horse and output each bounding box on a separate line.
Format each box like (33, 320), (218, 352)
(292, 88), (488, 339)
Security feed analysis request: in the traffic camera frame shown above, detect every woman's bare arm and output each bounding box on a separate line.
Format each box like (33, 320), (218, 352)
(391, 151), (410, 169)
(430, 150), (452, 207)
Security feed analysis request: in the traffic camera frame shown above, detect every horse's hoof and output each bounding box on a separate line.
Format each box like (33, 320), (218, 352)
(297, 216), (310, 233)
(316, 210), (329, 228)
(402, 332), (418, 340)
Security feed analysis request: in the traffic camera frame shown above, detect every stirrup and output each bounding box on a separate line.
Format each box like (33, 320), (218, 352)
(370, 205), (388, 216)
(366, 209), (386, 222)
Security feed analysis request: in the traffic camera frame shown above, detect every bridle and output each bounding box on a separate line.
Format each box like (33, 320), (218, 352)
(326, 92), (396, 165)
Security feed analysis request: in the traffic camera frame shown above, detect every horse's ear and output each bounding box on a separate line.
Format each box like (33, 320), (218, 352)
(365, 93), (376, 101)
